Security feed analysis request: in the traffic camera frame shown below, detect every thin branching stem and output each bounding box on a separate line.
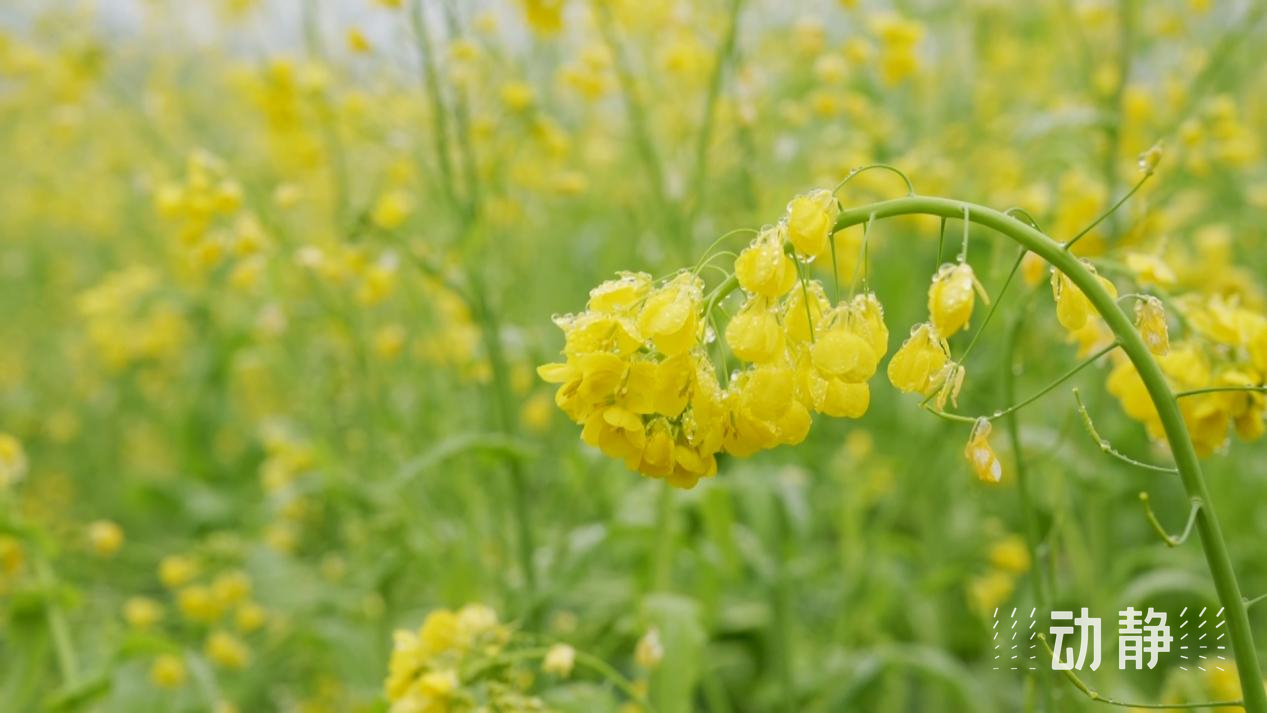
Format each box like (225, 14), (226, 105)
(1037, 634), (1240, 709)
(1064, 171), (1151, 251)
(958, 248), (1025, 362)
(833, 195), (1265, 711)
(684, 0), (746, 229)
(832, 163), (916, 197)
(1139, 493), (1201, 547)
(926, 343), (1118, 424)
(1176, 385), (1267, 398)
(1072, 388), (1177, 473)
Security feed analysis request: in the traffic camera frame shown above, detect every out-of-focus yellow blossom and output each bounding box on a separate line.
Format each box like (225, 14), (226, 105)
(869, 13), (924, 85)
(150, 655), (187, 688)
(0, 536), (25, 586)
(520, 391), (555, 432)
(179, 585), (223, 623)
(1021, 252), (1047, 287)
(206, 630), (251, 669)
(543, 643), (576, 677)
(1135, 296), (1170, 355)
(87, 519), (124, 557)
(159, 554), (199, 588)
(373, 324), (407, 360)
(887, 323), (948, 395)
(786, 189), (838, 258)
(371, 189), (412, 230)
(235, 601), (268, 633)
(0, 433), (27, 488)
(124, 597), (164, 630)
(212, 570), (251, 607)
(635, 628), (663, 670)
(989, 535), (1031, 574)
(964, 418), (1003, 484)
(518, 0), (564, 35)
(500, 81), (536, 111)
(968, 570), (1014, 614)
(346, 28), (371, 54)
(1125, 252), (1177, 287)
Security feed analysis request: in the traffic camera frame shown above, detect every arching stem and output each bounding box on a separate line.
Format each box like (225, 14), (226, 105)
(828, 195), (1266, 713)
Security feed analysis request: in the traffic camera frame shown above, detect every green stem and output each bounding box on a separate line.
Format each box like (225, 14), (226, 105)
(476, 646), (652, 710)
(1001, 294), (1053, 712)
(1064, 171), (1150, 251)
(410, 0), (464, 214)
(34, 557), (78, 686)
(1037, 634), (1237, 709)
(958, 248), (1025, 362)
(651, 486), (675, 591)
(1072, 388), (1177, 473)
(772, 504), (795, 713)
(1176, 385), (1267, 398)
(926, 343), (1118, 424)
(685, 0), (746, 229)
(1138, 493), (1200, 548)
(592, 0), (679, 244)
(470, 274), (538, 600)
(832, 195), (1266, 713)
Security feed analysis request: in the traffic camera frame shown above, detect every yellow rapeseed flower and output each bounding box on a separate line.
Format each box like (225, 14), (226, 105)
(928, 262), (983, 338)
(785, 189), (838, 258)
(887, 322), (948, 395)
(963, 418), (1003, 484)
(1135, 296), (1170, 355)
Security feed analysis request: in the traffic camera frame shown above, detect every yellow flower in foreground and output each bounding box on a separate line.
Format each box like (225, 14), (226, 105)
(785, 189), (838, 258)
(1051, 263), (1117, 334)
(636, 273), (702, 357)
(887, 323), (948, 395)
(928, 262), (983, 338)
(964, 418), (1003, 484)
(735, 225), (797, 298)
(725, 298), (784, 364)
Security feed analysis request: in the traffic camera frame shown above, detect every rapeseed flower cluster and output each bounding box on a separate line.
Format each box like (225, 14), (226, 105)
(140, 555), (268, 691)
(541, 190), (894, 487)
(385, 604), (545, 713)
(1107, 293), (1267, 456)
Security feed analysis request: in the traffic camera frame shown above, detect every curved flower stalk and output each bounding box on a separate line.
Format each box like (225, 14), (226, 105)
(542, 180), (1267, 710)
(826, 194), (1267, 713)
